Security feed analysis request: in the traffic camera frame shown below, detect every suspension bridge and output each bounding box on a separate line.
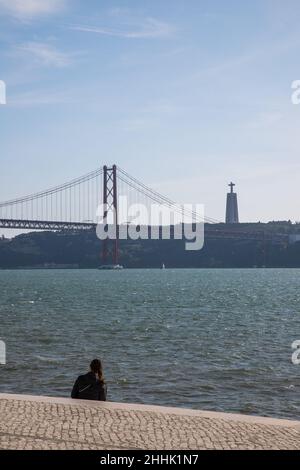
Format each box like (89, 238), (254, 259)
(0, 165), (289, 265)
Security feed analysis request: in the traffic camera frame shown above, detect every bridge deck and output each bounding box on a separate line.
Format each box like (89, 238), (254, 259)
(0, 219), (289, 242)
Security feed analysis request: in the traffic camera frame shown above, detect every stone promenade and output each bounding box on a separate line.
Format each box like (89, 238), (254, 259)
(0, 393), (300, 450)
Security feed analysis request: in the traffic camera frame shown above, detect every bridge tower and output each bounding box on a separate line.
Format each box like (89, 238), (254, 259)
(102, 165), (119, 265)
(225, 182), (239, 224)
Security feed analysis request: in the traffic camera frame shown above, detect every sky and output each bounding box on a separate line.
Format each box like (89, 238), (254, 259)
(1, 0), (300, 235)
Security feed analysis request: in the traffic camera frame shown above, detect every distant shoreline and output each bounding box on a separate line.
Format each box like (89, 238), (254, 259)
(2, 225), (300, 269)
(1, 266), (300, 270)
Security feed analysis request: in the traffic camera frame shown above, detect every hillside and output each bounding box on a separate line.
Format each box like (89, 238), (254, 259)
(1, 222), (300, 268)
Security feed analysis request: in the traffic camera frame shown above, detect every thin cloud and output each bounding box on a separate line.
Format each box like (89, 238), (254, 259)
(0, 0), (66, 20)
(71, 17), (174, 39)
(246, 112), (283, 130)
(193, 32), (300, 82)
(16, 42), (72, 67)
(9, 89), (73, 107)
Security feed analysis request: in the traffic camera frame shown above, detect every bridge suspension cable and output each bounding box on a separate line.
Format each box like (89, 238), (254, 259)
(0, 168), (103, 208)
(0, 167), (103, 224)
(0, 164), (222, 229)
(118, 167), (221, 224)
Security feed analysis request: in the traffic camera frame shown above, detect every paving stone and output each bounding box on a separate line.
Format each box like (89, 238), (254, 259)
(0, 395), (300, 450)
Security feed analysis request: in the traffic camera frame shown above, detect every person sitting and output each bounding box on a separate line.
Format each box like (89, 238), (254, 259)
(71, 359), (107, 401)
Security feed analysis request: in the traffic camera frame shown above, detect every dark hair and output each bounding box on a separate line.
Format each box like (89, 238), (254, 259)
(90, 359), (105, 384)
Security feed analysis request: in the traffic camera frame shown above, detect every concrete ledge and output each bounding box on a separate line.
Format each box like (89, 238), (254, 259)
(1, 393), (300, 450)
(1, 392), (300, 429)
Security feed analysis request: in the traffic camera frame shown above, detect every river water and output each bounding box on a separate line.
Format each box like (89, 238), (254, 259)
(0, 268), (300, 419)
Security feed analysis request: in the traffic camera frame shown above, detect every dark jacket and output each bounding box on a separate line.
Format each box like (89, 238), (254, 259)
(71, 372), (107, 401)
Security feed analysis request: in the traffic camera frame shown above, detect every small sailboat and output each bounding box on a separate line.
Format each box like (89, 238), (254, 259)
(161, 263), (166, 270)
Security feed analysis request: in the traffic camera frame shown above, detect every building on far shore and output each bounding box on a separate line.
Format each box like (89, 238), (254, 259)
(225, 182), (239, 224)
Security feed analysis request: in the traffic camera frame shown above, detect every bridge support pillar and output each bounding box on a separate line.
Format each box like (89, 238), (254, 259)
(102, 165), (119, 265)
